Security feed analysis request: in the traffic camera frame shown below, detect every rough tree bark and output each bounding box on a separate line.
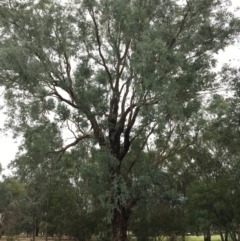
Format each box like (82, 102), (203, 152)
(112, 208), (129, 241)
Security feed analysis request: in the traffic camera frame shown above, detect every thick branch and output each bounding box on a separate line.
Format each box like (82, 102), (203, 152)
(54, 83), (106, 146)
(117, 40), (131, 82)
(54, 133), (93, 154)
(53, 86), (79, 109)
(63, 51), (72, 81)
(89, 9), (114, 90)
(126, 195), (140, 214)
(167, 3), (191, 49)
(127, 123), (157, 174)
(49, 133), (93, 163)
(119, 106), (140, 160)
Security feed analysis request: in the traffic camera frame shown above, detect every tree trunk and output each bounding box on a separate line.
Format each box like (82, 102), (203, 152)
(169, 232), (177, 241)
(229, 230), (237, 241)
(32, 216), (35, 241)
(45, 211), (48, 241)
(237, 224), (240, 241)
(182, 234), (186, 241)
(224, 230), (229, 241)
(220, 231), (224, 241)
(112, 208), (129, 241)
(204, 229), (211, 241)
(36, 226), (39, 237)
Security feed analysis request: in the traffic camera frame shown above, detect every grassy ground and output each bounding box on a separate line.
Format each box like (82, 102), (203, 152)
(0, 236), (69, 241)
(0, 234), (223, 241)
(186, 235), (221, 241)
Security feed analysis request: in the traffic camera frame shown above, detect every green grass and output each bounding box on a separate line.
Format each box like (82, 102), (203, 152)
(129, 235), (222, 241)
(187, 235), (221, 241)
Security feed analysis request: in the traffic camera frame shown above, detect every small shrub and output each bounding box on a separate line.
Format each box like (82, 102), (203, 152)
(6, 236), (15, 241)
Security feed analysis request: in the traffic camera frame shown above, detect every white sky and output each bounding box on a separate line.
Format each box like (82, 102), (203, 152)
(0, 0), (240, 177)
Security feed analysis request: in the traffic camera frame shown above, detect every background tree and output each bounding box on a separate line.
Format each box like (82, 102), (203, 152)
(10, 124), (105, 241)
(9, 121), (63, 240)
(0, 1), (240, 241)
(0, 180), (11, 237)
(0, 177), (25, 236)
(183, 93), (240, 241)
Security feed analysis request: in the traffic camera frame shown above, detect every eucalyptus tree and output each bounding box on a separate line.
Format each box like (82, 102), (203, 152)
(0, 181), (12, 214)
(0, 0), (240, 240)
(0, 177), (26, 236)
(9, 120), (63, 240)
(0, 180), (11, 237)
(129, 183), (187, 241)
(38, 152), (103, 241)
(11, 124), (102, 240)
(181, 94), (240, 241)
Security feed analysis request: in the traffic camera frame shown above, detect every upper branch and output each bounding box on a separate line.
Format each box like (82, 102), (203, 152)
(119, 105), (140, 160)
(89, 9), (114, 90)
(127, 123), (158, 174)
(63, 51), (72, 82)
(54, 133), (93, 154)
(48, 133), (93, 162)
(53, 82), (106, 147)
(167, 2), (191, 49)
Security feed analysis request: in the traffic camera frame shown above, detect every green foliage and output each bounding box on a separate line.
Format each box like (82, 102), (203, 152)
(0, 180), (13, 213)
(182, 94), (240, 240)
(6, 236), (19, 241)
(0, 177), (26, 236)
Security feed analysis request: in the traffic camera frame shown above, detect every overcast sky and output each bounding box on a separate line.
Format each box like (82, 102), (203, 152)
(0, 0), (240, 177)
